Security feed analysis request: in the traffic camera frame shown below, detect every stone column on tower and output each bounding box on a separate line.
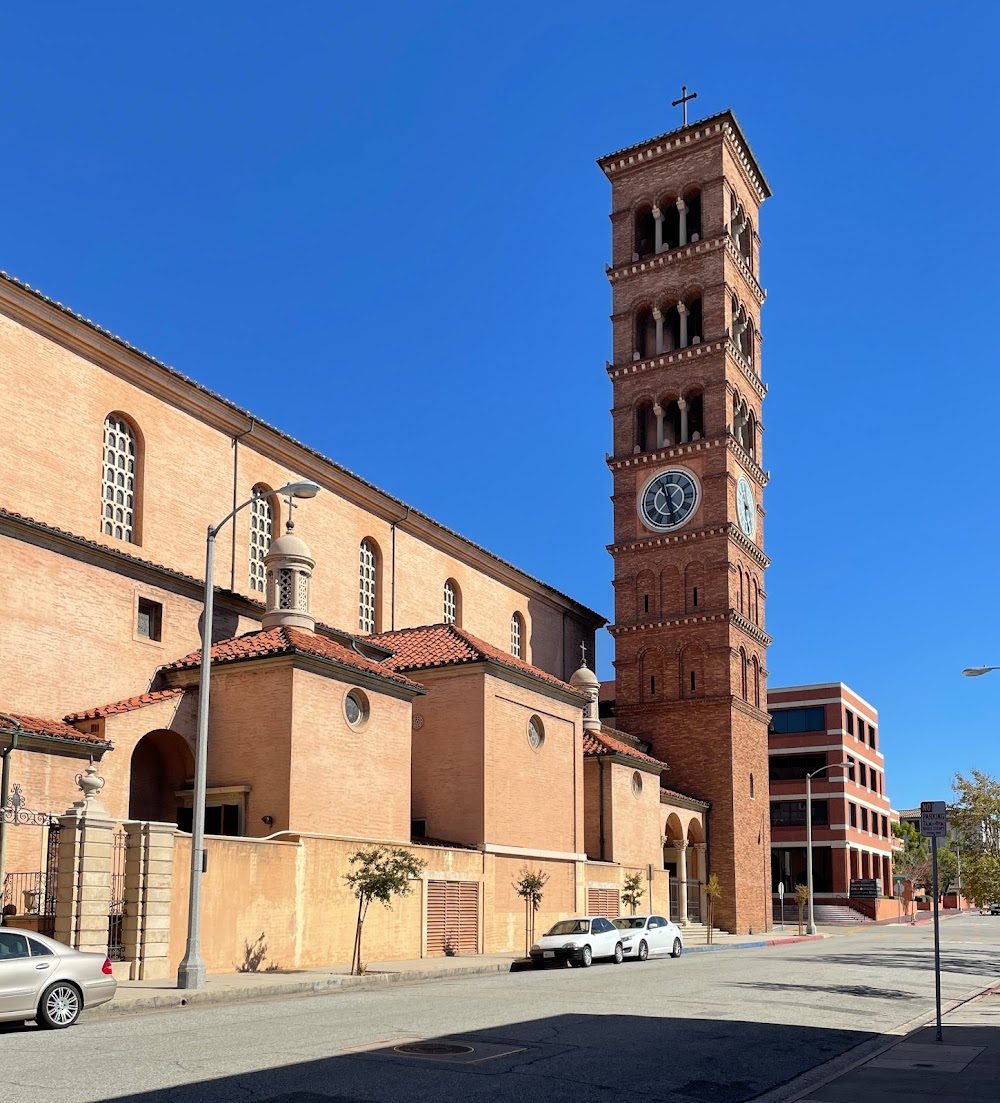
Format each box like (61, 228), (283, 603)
(653, 307), (664, 356)
(677, 301), (689, 349)
(676, 197), (688, 246)
(653, 205), (664, 252)
(678, 397), (689, 444)
(653, 403), (664, 449)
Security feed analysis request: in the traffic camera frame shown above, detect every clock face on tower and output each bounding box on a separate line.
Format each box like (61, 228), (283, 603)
(638, 468), (700, 532)
(736, 475), (756, 538)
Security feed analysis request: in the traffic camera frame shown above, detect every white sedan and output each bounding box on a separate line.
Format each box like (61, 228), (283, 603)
(529, 915), (624, 967)
(611, 914), (684, 961)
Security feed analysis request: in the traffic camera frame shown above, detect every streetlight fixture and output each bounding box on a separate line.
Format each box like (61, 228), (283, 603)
(962, 666), (1000, 677)
(805, 760), (849, 936)
(177, 479), (320, 989)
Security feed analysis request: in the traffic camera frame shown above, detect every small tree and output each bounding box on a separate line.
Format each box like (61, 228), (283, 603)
(345, 846), (426, 975)
(513, 866), (549, 956)
(622, 871), (645, 915)
(704, 874), (721, 944)
(794, 882), (809, 935)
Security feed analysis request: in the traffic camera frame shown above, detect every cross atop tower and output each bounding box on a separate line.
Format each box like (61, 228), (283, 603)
(283, 493), (298, 532)
(671, 85), (698, 126)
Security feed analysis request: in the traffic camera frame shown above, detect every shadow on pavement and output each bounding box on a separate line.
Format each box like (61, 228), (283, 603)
(802, 948), (1000, 979)
(729, 981), (922, 1001)
(88, 1012), (878, 1103)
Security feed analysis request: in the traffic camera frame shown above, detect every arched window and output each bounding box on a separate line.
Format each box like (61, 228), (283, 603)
(750, 772), (755, 799)
(740, 647), (749, 701)
(634, 205), (656, 260)
(443, 578), (461, 626)
(358, 539), (379, 633)
(510, 612), (525, 659)
(752, 655), (761, 708)
(248, 487), (274, 594)
(102, 413), (140, 543)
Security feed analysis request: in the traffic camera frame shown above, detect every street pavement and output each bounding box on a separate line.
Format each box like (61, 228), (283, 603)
(2, 913), (998, 1103)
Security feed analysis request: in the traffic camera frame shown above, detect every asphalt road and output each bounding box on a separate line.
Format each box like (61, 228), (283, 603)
(3, 914), (999, 1103)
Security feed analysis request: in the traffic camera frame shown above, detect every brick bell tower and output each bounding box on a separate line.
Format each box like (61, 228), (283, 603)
(598, 110), (772, 933)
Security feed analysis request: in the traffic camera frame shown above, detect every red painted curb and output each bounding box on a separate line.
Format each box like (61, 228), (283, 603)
(764, 935), (826, 946)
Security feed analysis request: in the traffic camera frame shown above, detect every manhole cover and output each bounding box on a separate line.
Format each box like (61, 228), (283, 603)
(394, 1042), (475, 1056)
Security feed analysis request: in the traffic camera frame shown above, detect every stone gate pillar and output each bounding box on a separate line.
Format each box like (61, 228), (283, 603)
(54, 761), (114, 954)
(122, 821), (176, 980)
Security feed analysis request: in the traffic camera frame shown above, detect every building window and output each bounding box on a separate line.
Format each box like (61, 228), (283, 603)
(749, 772), (755, 799)
(845, 709), (854, 735)
(858, 718), (865, 743)
(527, 715), (544, 750)
(868, 727), (876, 750)
(632, 771), (643, 796)
(411, 818), (427, 838)
(881, 814), (888, 836)
(137, 598), (162, 641)
(344, 689), (370, 728)
(249, 488), (273, 594)
(768, 753), (827, 782)
(102, 413), (139, 543)
(859, 763), (867, 788)
(849, 802), (857, 828)
(846, 755), (856, 782)
(511, 612), (525, 658)
(770, 800), (828, 827)
(359, 540), (378, 633)
(769, 707), (826, 734)
(443, 579), (460, 626)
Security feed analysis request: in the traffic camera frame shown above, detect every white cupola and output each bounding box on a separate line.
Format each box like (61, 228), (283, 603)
(262, 517), (315, 631)
(569, 643), (601, 732)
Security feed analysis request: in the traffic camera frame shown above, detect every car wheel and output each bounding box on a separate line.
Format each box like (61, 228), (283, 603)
(670, 938), (682, 959)
(638, 940), (649, 961)
(580, 945), (593, 968)
(37, 983), (82, 1029)
(613, 942), (624, 964)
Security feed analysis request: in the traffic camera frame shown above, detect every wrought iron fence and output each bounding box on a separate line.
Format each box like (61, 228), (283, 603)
(1, 821), (60, 938)
(108, 827), (127, 961)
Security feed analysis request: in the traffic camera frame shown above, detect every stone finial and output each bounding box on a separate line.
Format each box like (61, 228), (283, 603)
(75, 758), (105, 802)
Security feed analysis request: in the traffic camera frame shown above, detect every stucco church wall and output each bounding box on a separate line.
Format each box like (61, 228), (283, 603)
(202, 664), (295, 836)
(483, 675), (583, 855)
(0, 305), (597, 680)
(606, 760), (664, 870)
(486, 854), (577, 954)
(408, 667), (485, 847)
(0, 534), (257, 719)
(288, 667), (412, 843)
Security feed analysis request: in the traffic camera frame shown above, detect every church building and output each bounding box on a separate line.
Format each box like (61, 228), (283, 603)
(0, 106), (774, 972)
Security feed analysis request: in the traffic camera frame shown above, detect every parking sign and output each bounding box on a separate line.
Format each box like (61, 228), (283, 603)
(920, 800), (948, 838)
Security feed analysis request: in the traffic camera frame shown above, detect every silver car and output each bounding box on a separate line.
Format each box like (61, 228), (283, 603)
(0, 928), (117, 1028)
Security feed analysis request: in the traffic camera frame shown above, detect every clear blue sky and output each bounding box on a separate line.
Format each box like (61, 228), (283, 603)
(4, 2), (997, 808)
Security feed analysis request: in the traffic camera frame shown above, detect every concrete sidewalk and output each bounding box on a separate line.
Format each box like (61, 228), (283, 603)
(91, 931), (828, 1017)
(791, 985), (1000, 1103)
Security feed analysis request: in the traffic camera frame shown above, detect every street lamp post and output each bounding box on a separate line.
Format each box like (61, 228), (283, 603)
(963, 666), (1000, 677)
(177, 479), (320, 990)
(806, 760), (849, 936)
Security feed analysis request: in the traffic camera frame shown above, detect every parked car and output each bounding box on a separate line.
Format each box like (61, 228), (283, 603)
(0, 929), (116, 1028)
(529, 916), (624, 967)
(611, 914), (684, 960)
(986, 902), (1000, 916)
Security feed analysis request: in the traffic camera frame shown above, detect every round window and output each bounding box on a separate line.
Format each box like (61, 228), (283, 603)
(632, 771), (643, 796)
(527, 716), (545, 750)
(344, 689), (369, 728)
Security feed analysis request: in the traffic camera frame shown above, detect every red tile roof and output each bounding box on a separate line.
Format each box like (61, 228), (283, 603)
(163, 626), (422, 689)
(582, 727), (667, 768)
(64, 689), (183, 722)
(0, 712), (109, 746)
(368, 624), (586, 699)
(660, 786), (710, 809)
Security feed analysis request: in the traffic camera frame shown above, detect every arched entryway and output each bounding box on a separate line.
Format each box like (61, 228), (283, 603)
(129, 728), (193, 825)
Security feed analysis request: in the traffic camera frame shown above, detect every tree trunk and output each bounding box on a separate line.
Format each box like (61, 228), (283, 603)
(352, 895), (364, 975)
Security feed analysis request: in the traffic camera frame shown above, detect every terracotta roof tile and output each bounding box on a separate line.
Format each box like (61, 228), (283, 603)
(64, 689), (183, 722)
(582, 727), (667, 768)
(660, 786), (710, 809)
(368, 624), (586, 699)
(163, 626), (421, 689)
(0, 712), (109, 745)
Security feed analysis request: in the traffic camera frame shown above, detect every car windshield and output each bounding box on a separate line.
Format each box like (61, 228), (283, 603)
(545, 919), (590, 936)
(612, 917), (646, 930)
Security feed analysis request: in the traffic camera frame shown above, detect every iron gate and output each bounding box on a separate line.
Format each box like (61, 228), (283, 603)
(108, 827), (127, 960)
(1, 814), (59, 938)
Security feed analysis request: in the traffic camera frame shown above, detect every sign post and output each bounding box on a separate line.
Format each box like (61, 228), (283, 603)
(778, 881), (785, 932)
(920, 800), (948, 1043)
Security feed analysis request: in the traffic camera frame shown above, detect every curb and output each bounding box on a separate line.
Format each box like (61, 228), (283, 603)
(89, 934), (830, 1018)
(89, 961), (515, 1018)
(685, 934), (827, 954)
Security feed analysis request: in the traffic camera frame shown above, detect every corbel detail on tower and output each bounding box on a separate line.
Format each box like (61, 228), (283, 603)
(726, 525), (770, 569)
(606, 234), (728, 284)
(727, 610), (772, 647)
(607, 435), (725, 471)
(724, 440), (769, 486)
(733, 697), (772, 723)
(608, 612), (730, 638)
(723, 239), (766, 305)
